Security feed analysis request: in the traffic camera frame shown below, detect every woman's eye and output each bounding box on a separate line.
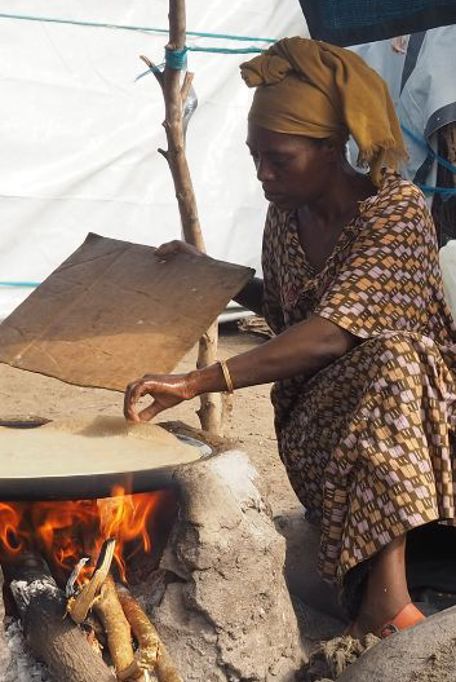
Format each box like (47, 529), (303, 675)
(271, 157), (287, 169)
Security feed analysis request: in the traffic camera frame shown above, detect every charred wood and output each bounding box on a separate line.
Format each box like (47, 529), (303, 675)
(4, 552), (116, 682)
(67, 537), (115, 624)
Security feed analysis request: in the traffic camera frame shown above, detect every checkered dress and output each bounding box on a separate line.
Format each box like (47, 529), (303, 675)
(262, 170), (456, 582)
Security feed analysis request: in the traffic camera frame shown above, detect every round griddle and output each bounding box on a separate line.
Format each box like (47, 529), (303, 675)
(0, 415), (211, 501)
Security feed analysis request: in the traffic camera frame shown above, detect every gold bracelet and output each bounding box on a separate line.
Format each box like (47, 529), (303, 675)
(219, 359), (234, 394)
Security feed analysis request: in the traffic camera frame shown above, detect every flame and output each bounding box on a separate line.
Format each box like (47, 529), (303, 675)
(0, 488), (169, 583)
(0, 503), (26, 556)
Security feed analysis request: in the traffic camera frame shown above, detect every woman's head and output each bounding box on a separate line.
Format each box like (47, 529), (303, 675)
(247, 122), (347, 210)
(241, 38), (407, 188)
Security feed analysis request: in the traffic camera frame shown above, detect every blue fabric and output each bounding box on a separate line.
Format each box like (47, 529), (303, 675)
(299, 1), (456, 46)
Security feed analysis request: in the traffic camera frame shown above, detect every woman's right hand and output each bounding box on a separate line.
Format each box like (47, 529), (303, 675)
(155, 240), (205, 260)
(124, 372), (198, 423)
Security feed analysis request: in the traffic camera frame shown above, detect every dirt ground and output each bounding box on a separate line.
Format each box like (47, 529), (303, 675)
(5, 326), (456, 682)
(0, 325), (299, 516)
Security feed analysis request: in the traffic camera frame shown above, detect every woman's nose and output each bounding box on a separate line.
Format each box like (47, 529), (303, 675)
(256, 158), (274, 182)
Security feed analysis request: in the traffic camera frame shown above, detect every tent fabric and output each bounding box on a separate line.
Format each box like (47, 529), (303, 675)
(0, 0), (307, 320)
(350, 27), (456, 198)
(299, 0), (456, 47)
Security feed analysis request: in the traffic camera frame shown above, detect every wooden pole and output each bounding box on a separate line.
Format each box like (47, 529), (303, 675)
(143, 0), (222, 434)
(164, 1), (204, 251)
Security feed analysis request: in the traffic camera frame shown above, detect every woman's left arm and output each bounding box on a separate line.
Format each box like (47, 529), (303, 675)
(124, 316), (359, 422)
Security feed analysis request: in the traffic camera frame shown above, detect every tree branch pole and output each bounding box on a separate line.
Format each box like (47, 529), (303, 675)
(145, 0), (223, 434)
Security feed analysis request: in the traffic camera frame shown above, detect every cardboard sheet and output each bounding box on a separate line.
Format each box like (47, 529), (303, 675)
(0, 233), (253, 391)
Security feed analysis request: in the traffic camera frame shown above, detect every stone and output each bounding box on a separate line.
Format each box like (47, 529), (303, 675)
(337, 605), (456, 682)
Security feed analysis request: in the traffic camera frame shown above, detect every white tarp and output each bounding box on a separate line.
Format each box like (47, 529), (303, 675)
(0, 1), (307, 318)
(440, 241), (456, 320)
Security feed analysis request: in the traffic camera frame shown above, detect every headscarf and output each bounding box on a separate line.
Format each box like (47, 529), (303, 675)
(240, 38), (407, 185)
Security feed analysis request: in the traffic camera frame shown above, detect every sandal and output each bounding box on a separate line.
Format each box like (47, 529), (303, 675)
(344, 603), (426, 639)
(378, 602), (426, 638)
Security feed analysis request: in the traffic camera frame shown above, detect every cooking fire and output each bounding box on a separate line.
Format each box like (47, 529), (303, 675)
(0, 488), (182, 682)
(0, 487), (167, 583)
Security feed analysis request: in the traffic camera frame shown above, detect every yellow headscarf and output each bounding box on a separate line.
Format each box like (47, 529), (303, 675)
(240, 38), (407, 185)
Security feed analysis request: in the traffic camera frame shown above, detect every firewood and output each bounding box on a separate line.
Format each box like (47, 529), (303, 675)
(4, 552), (116, 682)
(66, 540), (145, 679)
(116, 584), (183, 682)
(67, 537), (115, 624)
(93, 575), (141, 680)
(84, 612), (108, 648)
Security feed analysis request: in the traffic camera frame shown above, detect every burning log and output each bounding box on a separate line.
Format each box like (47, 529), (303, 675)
(67, 539), (138, 679)
(66, 538), (182, 681)
(0, 481), (183, 679)
(93, 575), (140, 680)
(68, 537), (116, 624)
(116, 584), (183, 682)
(4, 552), (116, 682)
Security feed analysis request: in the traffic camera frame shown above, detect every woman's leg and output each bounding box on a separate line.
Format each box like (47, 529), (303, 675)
(278, 332), (453, 634)
(351, 534), (413, 636)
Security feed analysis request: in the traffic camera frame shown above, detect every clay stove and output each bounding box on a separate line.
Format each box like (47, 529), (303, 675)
(0, 417), (303, 682)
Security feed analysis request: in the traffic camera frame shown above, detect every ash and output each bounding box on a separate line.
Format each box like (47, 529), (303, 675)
(4, 618), (51, 682)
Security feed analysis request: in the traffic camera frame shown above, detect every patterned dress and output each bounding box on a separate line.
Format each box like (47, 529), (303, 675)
(262, 169), (456, 584)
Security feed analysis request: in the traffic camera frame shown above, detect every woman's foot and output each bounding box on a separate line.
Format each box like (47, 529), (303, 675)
(348, 535), (425, 638)
(348, 602), (425, 639)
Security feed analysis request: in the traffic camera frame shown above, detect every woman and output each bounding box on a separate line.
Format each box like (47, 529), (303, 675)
(124, 38), (456, 638)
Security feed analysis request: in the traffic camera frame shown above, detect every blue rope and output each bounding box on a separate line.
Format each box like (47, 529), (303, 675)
(401, 125), (456, 196)
(188, 45), (264, 55)
(401, 124), (456, 176)
(139, 42), (265, 77)
(165, 47), (188, 70)
(0, 12), (276, 43)
(419, 185), (456, 197)
(0, 282), (40, 288)
(164, 43), (265, 70)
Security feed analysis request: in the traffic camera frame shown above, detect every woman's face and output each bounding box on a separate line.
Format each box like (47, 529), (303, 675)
(246, 122), (333, 210)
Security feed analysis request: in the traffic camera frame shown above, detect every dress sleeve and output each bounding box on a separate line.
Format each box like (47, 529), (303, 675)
(314, 181), (439, 339)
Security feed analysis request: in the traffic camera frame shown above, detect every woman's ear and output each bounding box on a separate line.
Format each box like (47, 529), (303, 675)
(320, 137), (347, 164)
(323, 138), (338, 157)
